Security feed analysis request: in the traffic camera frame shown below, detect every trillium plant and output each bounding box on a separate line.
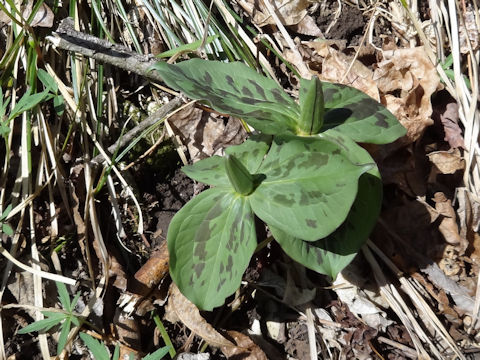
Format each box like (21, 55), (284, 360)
(152, 59), (406, 310)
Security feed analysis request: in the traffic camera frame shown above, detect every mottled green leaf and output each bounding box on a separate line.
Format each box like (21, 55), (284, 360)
(182, 156), (230, 187)
(182, 135), (271, 188)
(250, 135), (373, 241)
(272, 173), (382, 279)
(272, 131), (382, 278)
(322, 82), (406, 144)
(225, 134), (272, 173)
(151, 59), (300, 134)
(168, 189), (257, 310)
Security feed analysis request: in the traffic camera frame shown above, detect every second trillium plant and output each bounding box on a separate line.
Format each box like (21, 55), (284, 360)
(152, 59), (406, 310)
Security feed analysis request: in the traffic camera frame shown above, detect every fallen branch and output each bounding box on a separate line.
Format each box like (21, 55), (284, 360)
(46, 17), (185, 166)
(47, 17), (163, 83)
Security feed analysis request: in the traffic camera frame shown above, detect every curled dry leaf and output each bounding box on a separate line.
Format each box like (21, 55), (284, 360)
(289, 15), (323, 36)
(220, 331), (268, 360)
(165, 284), (234, 348)
(236, 0), (310, 26)
(427, 148), (465, 175)
(109, 252), (128, 291)
(23, 1), (54, 27)
(440, 102), (465, 149)
(168, 103), (246, 161)
(303, 39), (347, 57)
(421, 263), (474, 315)
(433, 192), (464, 246)
(456, 188), (480, 263)
(316, 47), (380, 101)
(374, 47), (440, 142)
(177, 354), (210, 360)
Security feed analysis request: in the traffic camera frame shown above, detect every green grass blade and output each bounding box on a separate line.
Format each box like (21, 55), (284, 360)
(152, 312), (176, 358)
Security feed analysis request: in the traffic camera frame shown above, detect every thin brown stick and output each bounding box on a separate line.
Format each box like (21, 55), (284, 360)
(89, 97), (183, 166)
(377, 336), (418, 358)
(47, 17), (164, 84)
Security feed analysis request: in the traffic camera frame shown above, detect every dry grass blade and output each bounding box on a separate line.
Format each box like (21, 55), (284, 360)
(0, 245), (76, 285)
(305, 307), (318, 360)
(211, 0), (277, 79)
(362, 245), (432, 358)
(367, 240), (465, 359)
(262, 0), (309, 77)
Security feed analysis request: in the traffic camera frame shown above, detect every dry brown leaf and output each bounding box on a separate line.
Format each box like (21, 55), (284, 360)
(422, 263), (474, 315)
(282, 48), (315, 79)
(176, 354), (210, 360)
(314, 47), (379, 100)
(427, 148), (465, 175)
(0, 9), (11, 24)
(289, 15), (322, 36)
(440, 102), (465, 149)
(23, 1), (54, 27)
(220, 331), (268, 360)
(374, 199), (445, 271)
(411, 272), (462, 325)
(433, 192), (464, 246)
(165, 284), (235, 348)
(237, 0), (309, 27)
(374, 47), (440, 142)
(300, 46), (380, 101)
(303, 39), (347, 57)
(168, 103), (246, 161)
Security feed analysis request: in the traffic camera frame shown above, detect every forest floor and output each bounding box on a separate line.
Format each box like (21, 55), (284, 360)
(0, 0), (479, 359)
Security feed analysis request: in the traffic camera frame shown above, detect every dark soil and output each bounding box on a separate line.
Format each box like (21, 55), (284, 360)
(314, 0), (393, 47)
(316, 2), (365, 45)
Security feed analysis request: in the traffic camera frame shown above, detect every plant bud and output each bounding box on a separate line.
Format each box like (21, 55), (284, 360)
(225, 154), (254, 195)
(298, 77), (324, 135)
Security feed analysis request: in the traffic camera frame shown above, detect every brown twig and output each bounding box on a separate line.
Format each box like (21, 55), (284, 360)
(89, 97), (183, 166)
(46, 17), (185, 167)
(47, 17), (164, 83)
